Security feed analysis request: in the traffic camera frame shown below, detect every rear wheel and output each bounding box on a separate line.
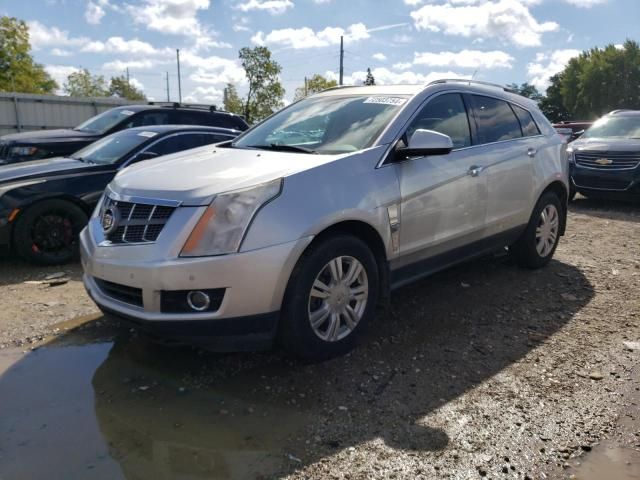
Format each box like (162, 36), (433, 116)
(511, 192), (562, 269)
(13, 199), (88, 265)
(279, 235), (379, 362)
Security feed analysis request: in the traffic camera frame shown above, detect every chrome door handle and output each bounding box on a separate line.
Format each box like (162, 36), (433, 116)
(527, 148), (537, 158)
(468, 165), (484, 177)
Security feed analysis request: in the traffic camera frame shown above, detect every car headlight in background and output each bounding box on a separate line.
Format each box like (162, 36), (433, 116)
(9, 146), (42, 158)
(567, 149), (575, 165)
(181, 178), (282, 257)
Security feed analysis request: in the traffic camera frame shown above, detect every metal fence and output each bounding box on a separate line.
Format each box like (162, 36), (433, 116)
(0, 92), (138, 136)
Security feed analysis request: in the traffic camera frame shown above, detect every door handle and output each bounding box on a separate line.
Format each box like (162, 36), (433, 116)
(467, 165), (484, 177)
(527, 148), (537, 158)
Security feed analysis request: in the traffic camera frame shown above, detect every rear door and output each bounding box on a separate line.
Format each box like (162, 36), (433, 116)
(468, 95), (537, 237)
(394, 92), (489, 268)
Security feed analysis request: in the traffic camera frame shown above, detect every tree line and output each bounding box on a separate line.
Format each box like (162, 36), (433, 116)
(2, 15), (639, 124)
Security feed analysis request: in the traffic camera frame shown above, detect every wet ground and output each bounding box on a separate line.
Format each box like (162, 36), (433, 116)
(0, 197), (639, 479)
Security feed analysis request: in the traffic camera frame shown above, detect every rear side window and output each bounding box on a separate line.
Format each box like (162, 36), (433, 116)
(175, 111), (245, 131)
(406, 93), (472, 149)
(512, 104), (541, 137)
(471, 95), (522, 144)
(148, 133), (204, 156)
(125, 111), (171, 128)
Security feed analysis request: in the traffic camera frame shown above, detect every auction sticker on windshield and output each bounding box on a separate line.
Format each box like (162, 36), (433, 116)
(137, 131), (158, 138)
(121, 110), (135, 116)
(363, 97), (407, 106)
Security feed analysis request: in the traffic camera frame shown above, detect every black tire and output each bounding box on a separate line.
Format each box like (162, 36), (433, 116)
(279, 235), (379, 362)
(511, 192), (563, 269)
(13, 199), (88, 265)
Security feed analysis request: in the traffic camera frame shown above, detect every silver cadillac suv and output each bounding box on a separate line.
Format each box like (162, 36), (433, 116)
(81, 80), (569, 360)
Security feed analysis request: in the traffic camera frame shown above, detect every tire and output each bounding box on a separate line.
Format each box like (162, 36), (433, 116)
(511, 192), (562, 269)
(13, 199), (88, 265)
(279, 235), (379, 362)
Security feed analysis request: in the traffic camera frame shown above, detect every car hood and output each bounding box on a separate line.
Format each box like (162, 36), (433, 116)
(110, 145), (354, 206)
(570, 137), (640, 152)
(0, 129), (99, 145)
(0, 157), (97, 185)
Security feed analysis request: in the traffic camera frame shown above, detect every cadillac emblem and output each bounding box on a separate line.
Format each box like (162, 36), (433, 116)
(595, 158), (613, 166)
(101, 207), (119, 234)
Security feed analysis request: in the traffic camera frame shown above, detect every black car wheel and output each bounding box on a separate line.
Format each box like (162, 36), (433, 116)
(13, 199), (88, 265)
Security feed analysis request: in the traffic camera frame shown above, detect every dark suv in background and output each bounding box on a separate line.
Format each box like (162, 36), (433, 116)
(569, 110), (640, 201)
(0, 103), (249, 165)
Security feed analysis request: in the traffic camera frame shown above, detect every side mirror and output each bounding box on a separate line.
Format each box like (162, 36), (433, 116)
(399, 129), (454, 157)
(134, 151), (159, 162)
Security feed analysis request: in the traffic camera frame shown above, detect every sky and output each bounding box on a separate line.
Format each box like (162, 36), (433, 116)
(2, 0), (638, 105)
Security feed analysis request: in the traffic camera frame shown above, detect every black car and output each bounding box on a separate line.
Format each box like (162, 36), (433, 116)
(0, 103), (248, 165)
(0, 125), (239, 265)
(569, 110), (640, 201)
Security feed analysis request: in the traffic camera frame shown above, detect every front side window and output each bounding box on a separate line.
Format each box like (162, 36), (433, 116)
(406, 93), (471, 149)
(471, 95), (522, 144)
(233, 94), (409, 155)
(148, 134), (203, 156)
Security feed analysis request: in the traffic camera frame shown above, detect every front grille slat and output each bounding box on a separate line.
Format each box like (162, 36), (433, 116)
(575, 151), (640, 170)
(101, 196), (176, 244)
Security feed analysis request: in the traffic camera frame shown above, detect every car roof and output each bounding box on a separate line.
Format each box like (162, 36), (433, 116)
(111, 104), (243, 118)
(315, 85), (426, 97)
(609, 109), (640, 117)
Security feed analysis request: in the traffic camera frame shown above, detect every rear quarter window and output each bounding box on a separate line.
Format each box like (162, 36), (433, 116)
(512, 104), (541, 137)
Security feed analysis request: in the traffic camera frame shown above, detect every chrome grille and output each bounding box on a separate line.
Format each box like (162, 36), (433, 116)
(102, 197), (176, 244)
(575, 151), (640, 170)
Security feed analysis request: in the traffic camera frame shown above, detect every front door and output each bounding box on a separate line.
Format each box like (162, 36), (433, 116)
(394, 92), (489, 271)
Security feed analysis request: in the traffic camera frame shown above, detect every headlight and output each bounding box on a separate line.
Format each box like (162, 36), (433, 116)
(92, 193), (106, 218)
(567, 149), (575, 164)
(180, 178), (282, 257)
(10, 146), (40, 158)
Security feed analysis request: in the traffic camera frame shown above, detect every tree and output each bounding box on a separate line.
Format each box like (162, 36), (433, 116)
(223, 83), (243, 114)
(539, 74), (570, 123)
(293, 74), (338, 101)
(0, 16), (57, 94)
(64, 69), (108, 97)
(238, 46), (285, 124)
(109, 75), (146, 100)
(539, 39), (640, 120)
(364, 68), (375, 86)
(506, 82), (543, 102)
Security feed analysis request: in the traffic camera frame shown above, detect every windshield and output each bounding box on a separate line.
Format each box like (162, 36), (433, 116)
(582, 116), (640, 139)
(233, 94), (409, 154)
(75, 108), (139, 134)
(71, 130), (156, 164)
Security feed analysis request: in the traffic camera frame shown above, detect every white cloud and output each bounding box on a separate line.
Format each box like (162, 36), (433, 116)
(373, 52), (387, 61)
(82, 37), (167, 55)
(563, 0), (607, 6)
(102, 59), (161, 70)
(527, 49), (581, 90)
(44, 65), (81, 92)
(51, 48), (72, 57)
(410, 0), (558, 47)
(27, 21), (87, 49)
(236, 0), (293, 15)
(252, 23), (370, 49)
(413, 49), (514, 69)
(326, 68), (471, 86)
(184, 86), (224, 104)
(85, 1), (106, 24)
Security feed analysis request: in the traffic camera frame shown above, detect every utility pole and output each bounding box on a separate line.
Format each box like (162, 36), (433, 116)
(165, 72), (170, 102)
(126, 67), (130, 88)
(304, 76), (308, 97)
(176, 49), (182, 103)
(339, 36), (344, 86)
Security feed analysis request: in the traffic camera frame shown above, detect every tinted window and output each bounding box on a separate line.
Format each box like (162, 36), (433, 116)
(512, 104), (540, 137)
(75, 107), (141, 134)
(471, 95), (522, 144)
(125, 111), (171, 128)
(406, 93), (471, 149)
(72, 130), (153, 164)
(149, 134), (204, 156)
(174, 111), (246, 131)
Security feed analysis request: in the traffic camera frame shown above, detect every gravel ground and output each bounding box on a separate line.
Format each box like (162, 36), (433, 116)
(0, 197), (639, 479)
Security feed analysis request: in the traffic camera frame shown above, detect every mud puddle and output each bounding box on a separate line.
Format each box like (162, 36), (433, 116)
(0, 324), (314, 480)
(572, 442), (640, 480)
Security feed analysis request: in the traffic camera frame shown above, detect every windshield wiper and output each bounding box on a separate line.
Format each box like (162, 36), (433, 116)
(246, 144), (317, 154)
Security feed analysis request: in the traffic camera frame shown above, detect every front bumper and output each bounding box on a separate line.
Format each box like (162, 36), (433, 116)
(570, 164), (640, 199)
(81, 216), (312, 347)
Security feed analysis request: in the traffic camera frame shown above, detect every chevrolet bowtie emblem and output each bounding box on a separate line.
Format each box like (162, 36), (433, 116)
(595, 158), (613, 165)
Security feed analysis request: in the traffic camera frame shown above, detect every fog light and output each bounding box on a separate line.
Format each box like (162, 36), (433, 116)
(186, 290), (211, 312)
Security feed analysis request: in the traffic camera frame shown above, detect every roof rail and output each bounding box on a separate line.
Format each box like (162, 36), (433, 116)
(321, 85), (363, 93)
(427, 79), (518, 94)
(148, 101), (224, 113)
(609, 109), (635, 115)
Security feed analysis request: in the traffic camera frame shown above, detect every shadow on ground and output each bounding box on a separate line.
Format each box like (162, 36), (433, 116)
(570, 195), (639, 223)
(0, 254), (594, 479)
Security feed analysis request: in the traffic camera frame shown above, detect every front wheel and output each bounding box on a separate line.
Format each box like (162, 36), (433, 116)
(279, 235), (379, 362)
(511, 192), (562, 269)
(13, 199), (88, 265)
